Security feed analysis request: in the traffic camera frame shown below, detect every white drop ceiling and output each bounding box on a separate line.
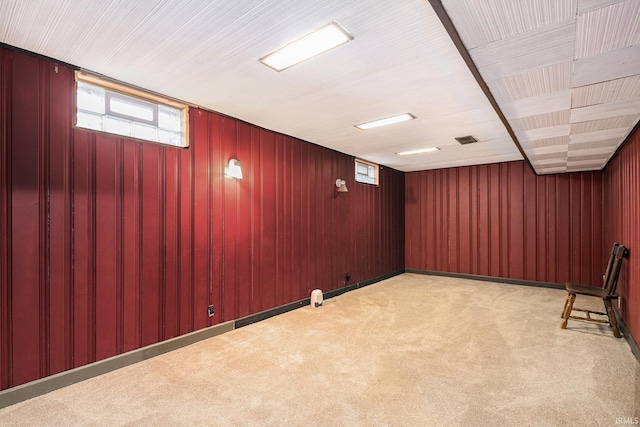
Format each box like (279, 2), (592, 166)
(0, 0), (638, 174)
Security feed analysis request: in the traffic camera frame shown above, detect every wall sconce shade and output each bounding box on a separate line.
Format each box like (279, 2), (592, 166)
(225, 159), (243, 179)
(336, 179), (348, 193)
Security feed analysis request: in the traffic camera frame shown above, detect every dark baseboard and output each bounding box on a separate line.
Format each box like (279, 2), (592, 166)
(3, 268), (634, 409)
(324, 269), (405, 300)
(0, 270), (405, 408)
(405, 269), (565, 290)
(614, 307), (640, 363)
(235, 299), (311, 329)
(237, 270), (405, 327)
(0, 321), (234, 409)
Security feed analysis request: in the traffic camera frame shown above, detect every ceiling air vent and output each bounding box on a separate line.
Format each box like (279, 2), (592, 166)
(455, 135), (477, 145)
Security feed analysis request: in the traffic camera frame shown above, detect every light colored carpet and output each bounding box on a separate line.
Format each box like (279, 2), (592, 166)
(0, 273), (638, 426)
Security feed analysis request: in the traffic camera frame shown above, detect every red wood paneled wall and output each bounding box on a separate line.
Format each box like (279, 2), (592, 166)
(0, 48), (404, 390)
(603, 125), (640, 346)
(405, 161), (603, 285)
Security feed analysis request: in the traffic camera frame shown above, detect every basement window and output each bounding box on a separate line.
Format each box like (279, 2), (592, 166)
(75, 72), (188, 147)
(355, 159), (378, 185)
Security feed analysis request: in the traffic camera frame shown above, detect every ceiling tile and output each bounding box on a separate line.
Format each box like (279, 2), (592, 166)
(575, 0), (640, 59)
(577, 0), (626, 15)
(570, 99), (640, 123)
(500, 90), (572, 119)
(469, 20), (575, 82)
(569, 127), (629, 144)
(442, 0), (576, 49)
(569, 138), (622, 150)
(538, 166), (568, 173)
(521, 135), (569, 148)
(570, 115), (639, 133)
(573, 45), (640, 86)
(517, 124), (570, 141)
(488, 61), (572, 103)
(510, 110), (570, 131)
(567, 143), (614, 154)
(526, 145), (569, 155)
(531, 158), (567, 166)
(572, 75), (640, 107)
(567, 158), (607, 167)
(529, 151), (570, 161)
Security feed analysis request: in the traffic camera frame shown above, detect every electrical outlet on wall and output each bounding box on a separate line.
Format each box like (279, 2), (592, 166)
(208, 305), (215, 317)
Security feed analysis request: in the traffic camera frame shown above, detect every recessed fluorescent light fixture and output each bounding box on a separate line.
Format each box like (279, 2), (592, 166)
(396, 147), (440, 156)
(259, 21), (353, 72)
(355, 113), (416, 130)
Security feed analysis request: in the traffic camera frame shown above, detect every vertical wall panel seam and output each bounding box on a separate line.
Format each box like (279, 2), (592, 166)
(487, 166), (492, 277)
(116, 140), (124, 354)
(274, 135), (279, 303)
(522, 164), (527, 280)
(175, 148), (182, 334)
(211, 116), (217, 322)
(1, 49), (13, 388)
(68, 94), (75, 370)
(137, 144), (144, 343)
(160, 148), (166, 339)
(89, 135), (97, 363)
(189, 120), (196, 331)
(64, 72), (73, 371)
(39, 60), (50, 378)
(249, 129), (255, 311)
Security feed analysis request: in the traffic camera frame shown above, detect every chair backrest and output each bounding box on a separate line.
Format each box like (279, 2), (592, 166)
(602, 243), (620, 288)
(604, 244), (628, 296)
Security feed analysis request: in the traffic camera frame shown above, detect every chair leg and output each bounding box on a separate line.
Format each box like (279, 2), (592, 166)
(561, 296), (570, 318)
(561, 293), (575, 329)
(604, 299), (622, 338)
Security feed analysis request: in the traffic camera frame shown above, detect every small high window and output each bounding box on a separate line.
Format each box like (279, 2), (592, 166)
(75, 72), (188, 147)
(355, 159), (378, 185)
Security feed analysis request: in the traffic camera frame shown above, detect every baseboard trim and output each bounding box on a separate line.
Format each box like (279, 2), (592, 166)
(324, 270), (405, 300)
(236, 270), (405, 328)
(235, 300), (310, 329)
(614, 307), (640, 363)
(405, 269), (565, 290)
(0, 270), (406, 408)
(0, 321), (234, 409)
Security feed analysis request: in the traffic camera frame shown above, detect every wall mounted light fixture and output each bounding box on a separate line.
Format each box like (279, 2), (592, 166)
(225, 159), (243, 179)
(335, 179), (348, 193)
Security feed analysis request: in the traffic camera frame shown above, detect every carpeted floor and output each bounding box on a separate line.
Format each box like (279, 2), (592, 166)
(0, 273), (638, 426)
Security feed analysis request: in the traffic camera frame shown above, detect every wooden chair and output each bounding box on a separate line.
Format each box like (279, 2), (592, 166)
(561, 243), (628, 338)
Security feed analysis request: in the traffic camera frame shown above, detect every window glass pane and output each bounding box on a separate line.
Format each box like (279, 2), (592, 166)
(158, 129), (181, 146)
(159, 105), (181, 132)
(132, 122), (158, 141)
(77, 82), (105, 114)
(109, 95), (154, 122)
(355, 160), (378, 185)
(105, 116), (133, 137)
(75, 73), (187, 147)
(77, 111), (103, 131)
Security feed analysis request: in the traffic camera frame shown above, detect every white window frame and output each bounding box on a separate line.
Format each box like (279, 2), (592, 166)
(355, 158), (379, 186)
(75, 71), (189, 147)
